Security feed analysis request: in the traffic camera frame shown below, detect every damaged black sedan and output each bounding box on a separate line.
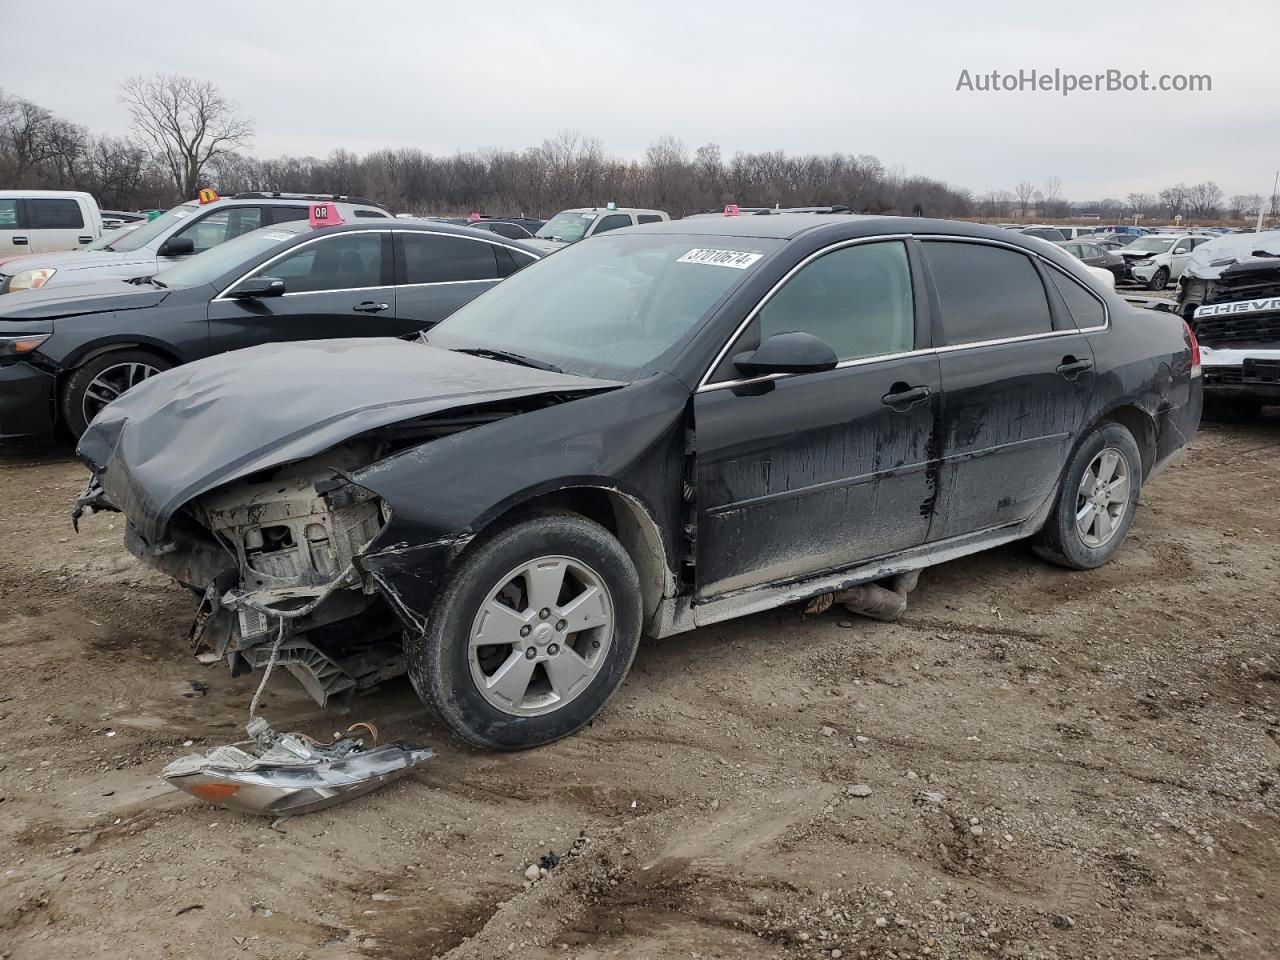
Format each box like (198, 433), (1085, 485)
(76, 215), (1202, 749)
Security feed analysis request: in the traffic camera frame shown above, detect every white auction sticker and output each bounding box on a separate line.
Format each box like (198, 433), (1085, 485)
(263, 232), (295, 242)
(677, 248), (763, 269)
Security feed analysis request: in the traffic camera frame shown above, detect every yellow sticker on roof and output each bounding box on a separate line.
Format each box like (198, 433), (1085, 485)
(677, 248), (763, 269)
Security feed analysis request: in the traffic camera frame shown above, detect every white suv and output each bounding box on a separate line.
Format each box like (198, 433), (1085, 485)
(1118, 233), (1215, 290)
(526, 206), (669, 253)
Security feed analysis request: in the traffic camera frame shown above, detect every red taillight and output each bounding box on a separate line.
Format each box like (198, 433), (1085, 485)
(1183, 321), (1201, 377)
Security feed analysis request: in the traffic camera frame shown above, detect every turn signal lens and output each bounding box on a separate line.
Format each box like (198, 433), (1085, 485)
(188, 782), (242, 802)
(0, 334), (51, 357)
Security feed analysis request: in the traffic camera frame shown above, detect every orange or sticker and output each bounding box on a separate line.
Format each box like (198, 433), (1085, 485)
(189, 782), (241, 801)
(724, 204), (740, 216)
(309, 203), (347, 228)
(468, 212), (481, 222)
(198, 189), (220, 205)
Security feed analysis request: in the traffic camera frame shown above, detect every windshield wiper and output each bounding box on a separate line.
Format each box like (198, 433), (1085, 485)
(454, 347), (562, 373)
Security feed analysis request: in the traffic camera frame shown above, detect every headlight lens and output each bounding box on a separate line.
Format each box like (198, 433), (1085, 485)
(9, 268), (57, 292)
(0, 334), (51, 358)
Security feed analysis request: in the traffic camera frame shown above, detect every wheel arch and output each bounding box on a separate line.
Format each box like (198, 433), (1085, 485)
(1096, 403), (1158, 479)
(469, 483), (677, 631)
(60, 337), (184, 372)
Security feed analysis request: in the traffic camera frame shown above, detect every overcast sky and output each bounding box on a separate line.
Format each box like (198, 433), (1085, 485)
(11, 0), (1279, 202)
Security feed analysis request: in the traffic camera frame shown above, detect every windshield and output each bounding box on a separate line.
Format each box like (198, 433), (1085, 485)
(1126, 237), (1176, 253)
(99, 203), (198, 253)
(534, 211), (597, 243)
(155, 223), (309, 288)
(428, 233), (781, 380)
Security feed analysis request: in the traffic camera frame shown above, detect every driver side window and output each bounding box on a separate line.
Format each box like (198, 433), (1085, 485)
(755, 241), (915, 363)
(251, 233), (386, 294)
(175, 206), (263, 254)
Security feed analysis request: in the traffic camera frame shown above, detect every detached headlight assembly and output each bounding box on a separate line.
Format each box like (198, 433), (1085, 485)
(8, 267), (57, 292)
(0, 334), (51, 359)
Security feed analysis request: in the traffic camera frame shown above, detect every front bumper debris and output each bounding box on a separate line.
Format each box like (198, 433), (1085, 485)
(162, 718), (433, 816)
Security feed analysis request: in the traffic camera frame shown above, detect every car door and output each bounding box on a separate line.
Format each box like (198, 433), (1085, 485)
(392, 230), (515, 330)
(693, 238), (940, 599)
(0, 197), (22, 254)
(922, 239), (1097, 541)
(206, 229), (402, 354)
(1167, 238), (1193, 278)
(25, 197), (93, 253)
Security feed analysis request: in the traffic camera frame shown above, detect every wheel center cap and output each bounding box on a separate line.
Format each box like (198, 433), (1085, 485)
(531, 623), (555, 647)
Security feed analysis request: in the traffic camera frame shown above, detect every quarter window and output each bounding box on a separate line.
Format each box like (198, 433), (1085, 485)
(253, 233), (385, 293)
(1046, 268), (1106, 329)
(26, 198), (84, 229)
(757, 240), (915, 362)
(924, 242), (1052, 345)
(0, 199), (18, 227)
(401, 233), (499, 284)
(637, 214), (663, 224)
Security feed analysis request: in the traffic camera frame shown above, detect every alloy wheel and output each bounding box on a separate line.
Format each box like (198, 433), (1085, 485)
(468, 555), (614, 717)
(1075, 447), (1131, 548)
(81, 361), (162, 426)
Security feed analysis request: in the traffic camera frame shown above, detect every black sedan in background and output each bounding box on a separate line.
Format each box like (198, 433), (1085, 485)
(77, 214), (1201, 750)
(1058, 239), (1126, 281)
(0, 218), (539, 440)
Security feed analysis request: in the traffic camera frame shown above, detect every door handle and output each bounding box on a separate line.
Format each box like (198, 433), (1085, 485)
(78, 235), (92, 244)
(12, 236), (27, 245)
(1056, 356), (1094, 379)
(353, 301), (390, 313)
(881, 383), (932, 409)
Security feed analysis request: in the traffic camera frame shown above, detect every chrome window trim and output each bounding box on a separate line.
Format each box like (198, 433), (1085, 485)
(396, 278), (501, 290)
(697, 233), (1110, 394)
(279, 283), (395, 299)
(214, 228), (537, 301)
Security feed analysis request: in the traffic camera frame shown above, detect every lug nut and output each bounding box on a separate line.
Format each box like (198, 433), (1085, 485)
(547, 643), (559, 655)
(539, 608), (551, 620)
(520, 625), (532, 638)
(525, 647), (537, 660)
(591, 640), (601, 649)
(555, 619), (567, 631)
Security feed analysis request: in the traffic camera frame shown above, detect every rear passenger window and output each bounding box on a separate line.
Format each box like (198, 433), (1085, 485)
(757, 240), (915, 362)
(637, 215), (663, 224)
(0, 199), (18, 227)
(925, 242), (1052, 345)
(1046, 269), (1106, 329)
(27, 198), (84, 229)
(401, 233), (498, 283)
(353, 209), (385, 218)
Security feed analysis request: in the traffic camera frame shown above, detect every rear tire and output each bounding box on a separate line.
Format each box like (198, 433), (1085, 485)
(1033, 422), (1143, 570)
(62, 349), (172, 438)
(406, 513), (643, 750)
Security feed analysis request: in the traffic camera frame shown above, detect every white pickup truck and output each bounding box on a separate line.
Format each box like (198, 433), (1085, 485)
(0, 190), (103, 256)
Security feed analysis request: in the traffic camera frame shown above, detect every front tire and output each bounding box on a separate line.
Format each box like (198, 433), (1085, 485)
(61, 349), (172, 438)
(407, 513), (643, 750)
(1147, 267), (1170, 291)
(1034, 423), (1143, 570)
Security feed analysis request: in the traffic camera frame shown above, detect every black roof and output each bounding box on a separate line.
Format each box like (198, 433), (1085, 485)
(632, 213), (1048, 247)
(266, 217), (544, 255)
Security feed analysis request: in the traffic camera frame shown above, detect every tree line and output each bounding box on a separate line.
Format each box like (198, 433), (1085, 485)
(1, 76), (1274, 224)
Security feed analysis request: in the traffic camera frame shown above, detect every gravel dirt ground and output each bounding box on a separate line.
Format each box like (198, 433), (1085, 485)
(1, 416), (1278, 960)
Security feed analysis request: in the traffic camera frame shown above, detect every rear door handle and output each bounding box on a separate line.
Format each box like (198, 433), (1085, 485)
(78, 235), (93, 244)
(1056, 356), (1094, 379)
(12, 236), (27, 245)
(881, 383), (932, 409)
(353, 301), (390, 313)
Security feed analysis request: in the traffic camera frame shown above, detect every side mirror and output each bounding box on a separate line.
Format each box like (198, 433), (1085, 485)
(159, 236), (195, 257)
(733, 331), (838, 375)
(229, 277), (286, 299)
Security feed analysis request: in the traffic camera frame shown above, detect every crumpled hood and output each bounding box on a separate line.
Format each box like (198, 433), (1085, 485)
(524, 239), (570, 254)
(1183, 229), (1280, 280)
(0, 280), (169, 320)
(78, 337), (622, 541)
(0, 248), (155, 277)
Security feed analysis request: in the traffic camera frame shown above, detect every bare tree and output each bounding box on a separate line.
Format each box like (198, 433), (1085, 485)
(1159, 183), (1191, 219)
(1013, 180), (1036, 217)
(119, 74), (253, 199)
(1187, 181), (1223, 219)
(1126, 192), (1155, 217)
